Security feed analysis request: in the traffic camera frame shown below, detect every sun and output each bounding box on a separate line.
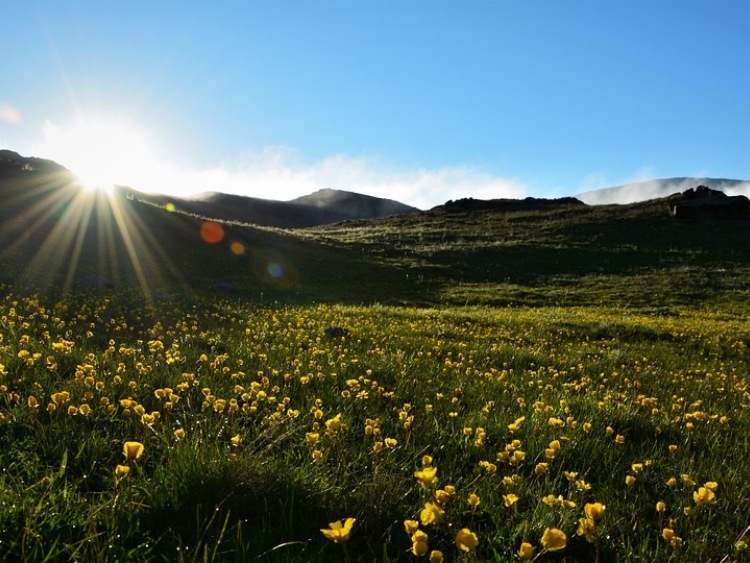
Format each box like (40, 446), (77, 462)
(39, 118), (156, 192)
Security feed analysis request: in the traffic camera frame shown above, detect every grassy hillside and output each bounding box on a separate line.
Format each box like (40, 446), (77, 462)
(1, 170), (750, 561)
(2, 161), (749, 311)
(302, 198), (750, 310)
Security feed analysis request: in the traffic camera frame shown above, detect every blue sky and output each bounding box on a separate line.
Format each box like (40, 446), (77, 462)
(2, 0), (749, 209)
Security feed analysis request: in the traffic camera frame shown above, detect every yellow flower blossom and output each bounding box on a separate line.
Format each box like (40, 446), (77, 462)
(414, 466), (438, 489)
(541, 527), (567, 551)
(404, 519), (419, 534)
(114, 464), (130, 479)
(584, 502), (606, 520)
(320, 518), (355, 543)
(517, 541), (534, 560)
(123, 441), (144, 460)
(577, 517), (597, 542)
(411, 530), (429, 556)
(455, 528), (479, 552)
(503, 493), (519, 508)
(693, 487), (717, 506)
(420, 502), (444, 526)
(429, 550), (443, 563)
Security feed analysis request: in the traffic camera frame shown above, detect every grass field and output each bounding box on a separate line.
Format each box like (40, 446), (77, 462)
(1, 290), (748, 561)
(1, 179), (750, 560)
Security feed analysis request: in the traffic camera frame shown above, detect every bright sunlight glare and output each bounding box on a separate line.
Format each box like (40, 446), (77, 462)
(39, 119), (158, 192)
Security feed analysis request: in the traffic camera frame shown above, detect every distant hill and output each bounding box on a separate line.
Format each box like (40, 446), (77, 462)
(577, 177), (750, 205)
(174, 187), (419, 228)
(2, 149), (750, 307)
(0, 150), (419, 229)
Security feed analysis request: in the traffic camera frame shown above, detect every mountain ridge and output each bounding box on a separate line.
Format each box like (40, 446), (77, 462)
(1, 148), (749, 307)
(577, 177), (750, 205)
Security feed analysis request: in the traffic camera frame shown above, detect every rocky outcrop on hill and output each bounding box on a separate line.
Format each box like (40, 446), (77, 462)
(668, 186), (750, 220)
(437, 196), (585, 213)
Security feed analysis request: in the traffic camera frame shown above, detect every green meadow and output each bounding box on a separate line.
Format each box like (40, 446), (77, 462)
(1, 186), (749, 561)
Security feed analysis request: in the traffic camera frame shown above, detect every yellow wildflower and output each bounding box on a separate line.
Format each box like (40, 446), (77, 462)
(518, 541), (534, 560)
(414, 466), (438, 489)
(114, 464), (130, 479)
(434, 489), (450, 504)
(693, 487), (717, 506)
(577, 517), (597, 542)
(503, 493), (519, 508)
(541, 527), (567, 551)
(123, 441), (144, 460)
(584, 502), (606, 521)
(320, 518), (355, 543)
(411, 530), (429, 556)
(455, 528), (478, 552)
(420, 502), (444, 526)
(403, 519), (419, 534)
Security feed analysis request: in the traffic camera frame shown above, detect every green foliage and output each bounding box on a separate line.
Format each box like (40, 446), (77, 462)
(0, 291), (749, 561)
(1, 182), (750, 559)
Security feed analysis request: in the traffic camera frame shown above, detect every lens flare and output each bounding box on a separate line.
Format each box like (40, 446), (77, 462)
(230, 241), (245, 255)
(200, 221), (224, 244)
(267, 262), (284, 278)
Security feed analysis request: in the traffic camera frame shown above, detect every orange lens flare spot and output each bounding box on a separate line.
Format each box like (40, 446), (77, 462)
(230, 241), (245, 255)
(200, 221), (225, 244)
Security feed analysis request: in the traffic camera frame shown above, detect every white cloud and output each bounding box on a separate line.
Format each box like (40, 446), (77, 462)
(26, 119), (527, 209)
(121, 147), (528, 209)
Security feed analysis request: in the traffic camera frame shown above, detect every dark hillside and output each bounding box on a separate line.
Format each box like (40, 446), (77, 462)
(302, 193), (750, 308)
(2, 151), (749, 309)
(123, 186), (418, 228)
